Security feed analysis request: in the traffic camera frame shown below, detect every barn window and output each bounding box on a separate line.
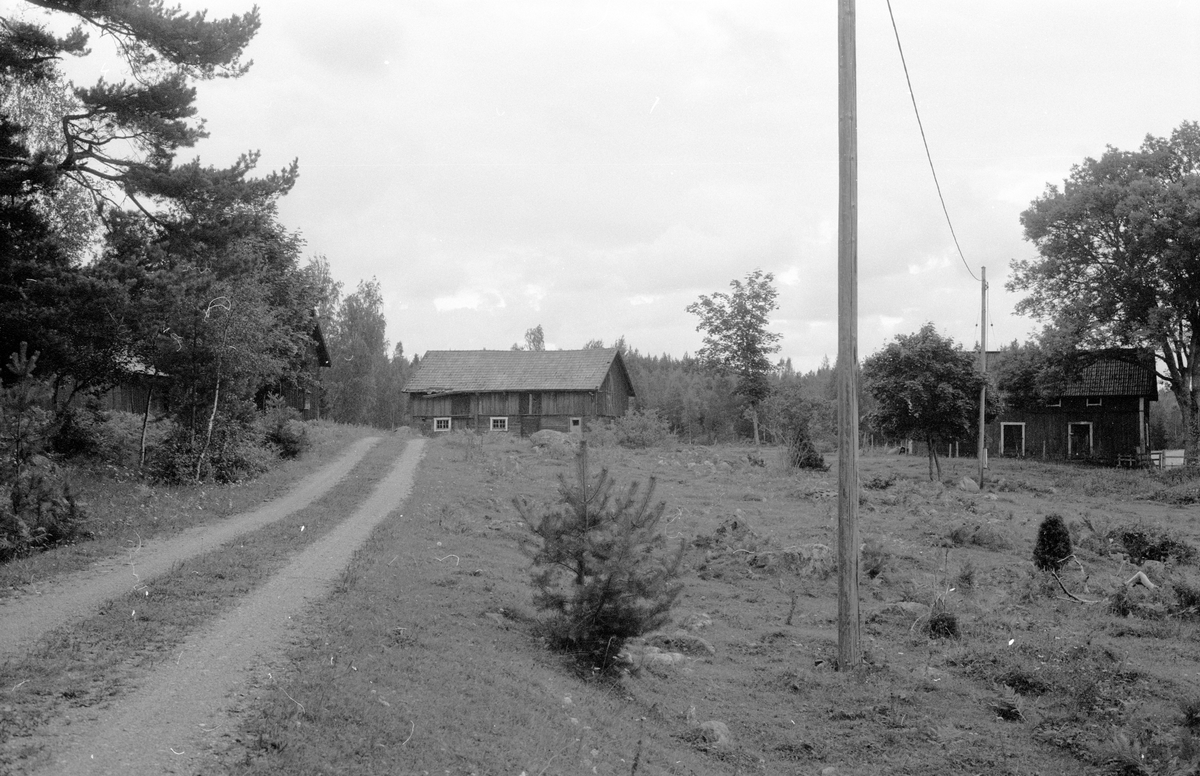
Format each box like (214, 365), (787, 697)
(490, 417), (509, 432)
(1087, 397), (1102, 407)
(1045, 398), (1062, 407)
(434, 417), (451, 431)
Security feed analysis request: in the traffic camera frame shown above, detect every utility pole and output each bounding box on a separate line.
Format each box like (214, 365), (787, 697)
(977, 266), (987, 486)
(837, 0), (861, 670)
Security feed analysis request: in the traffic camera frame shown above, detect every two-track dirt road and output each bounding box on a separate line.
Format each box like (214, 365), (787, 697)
(0, 436), (426, 775)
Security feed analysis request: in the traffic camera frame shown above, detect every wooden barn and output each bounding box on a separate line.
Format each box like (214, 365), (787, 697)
(986, 350), (1157, 463)
(403, 348), (635, 435)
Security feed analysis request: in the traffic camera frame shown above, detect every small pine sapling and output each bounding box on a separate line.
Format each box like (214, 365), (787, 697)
(1033, 514), (1073, 573)
(514, 441), (684, 673)
(1033, 513), (1097, 604)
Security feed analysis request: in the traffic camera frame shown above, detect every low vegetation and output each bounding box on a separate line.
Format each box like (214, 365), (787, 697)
(163, 434), (1200, 775)
(516, 442), (684, 674)
(6, 419), (1200, 773)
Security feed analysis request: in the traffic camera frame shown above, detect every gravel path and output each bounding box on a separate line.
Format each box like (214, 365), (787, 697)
(32, 437), (425, 776)
(0, 436), (381, 660)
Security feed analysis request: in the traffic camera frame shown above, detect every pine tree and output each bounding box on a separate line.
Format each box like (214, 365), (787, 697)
(515, 442), (684, 673)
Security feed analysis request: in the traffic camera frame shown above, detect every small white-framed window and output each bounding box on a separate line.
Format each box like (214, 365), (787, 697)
(1086, 397), (1102, 407)
(434, 417), (451, 431)
(490, 416), (509, 432)
(1046, 398), (1062, 407)
(569, 417), (582, 434)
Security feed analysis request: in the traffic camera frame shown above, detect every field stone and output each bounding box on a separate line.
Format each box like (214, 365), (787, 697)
(695, 720), (734, 750)
(680, 612), (713, 631)
(957, 477), (980, 493)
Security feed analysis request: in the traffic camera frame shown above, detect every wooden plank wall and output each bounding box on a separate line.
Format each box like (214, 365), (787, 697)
(987, 396), (1145, 459)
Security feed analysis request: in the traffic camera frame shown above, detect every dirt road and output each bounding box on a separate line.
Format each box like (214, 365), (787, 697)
(0, 436), (381, 659)
(6, 437), (424, 776)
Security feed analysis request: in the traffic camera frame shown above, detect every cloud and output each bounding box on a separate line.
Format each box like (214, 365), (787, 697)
(433, 289), (506, 313)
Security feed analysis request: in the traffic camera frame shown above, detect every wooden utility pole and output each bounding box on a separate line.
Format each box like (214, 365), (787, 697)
(977, 266), (987, 486)
(837, 0), (861, 669)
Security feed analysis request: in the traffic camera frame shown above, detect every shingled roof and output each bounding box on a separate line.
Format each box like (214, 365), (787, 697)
(1059, 352), (1157, 397)
(403, 348), (632, 394)
(989, 348), (1158, 398)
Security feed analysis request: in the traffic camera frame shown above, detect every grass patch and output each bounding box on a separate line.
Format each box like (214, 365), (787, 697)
(0, 434), (407, 773)
(0, 422), (372, 597)
(13, 439), (1200, 775)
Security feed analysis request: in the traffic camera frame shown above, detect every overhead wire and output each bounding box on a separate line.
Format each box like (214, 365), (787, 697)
(885, 0), (979, 283)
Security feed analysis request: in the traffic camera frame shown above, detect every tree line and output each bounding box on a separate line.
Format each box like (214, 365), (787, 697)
(3, 0), (1196, 465)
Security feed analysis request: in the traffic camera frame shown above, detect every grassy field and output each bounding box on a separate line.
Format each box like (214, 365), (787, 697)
(197, 433), (1200, 776)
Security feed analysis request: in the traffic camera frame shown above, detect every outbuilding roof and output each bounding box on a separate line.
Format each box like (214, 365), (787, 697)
(1059, 352), (1157, 397)
(403, 348), (632, 395)
(989, 348), (1158, 398)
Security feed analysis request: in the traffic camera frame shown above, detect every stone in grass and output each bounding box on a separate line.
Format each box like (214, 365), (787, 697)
(696, 720), (733, 751)
(686, 706), (734, 751)
(957, 476), (980, 493)
(679, 612), (713, 631)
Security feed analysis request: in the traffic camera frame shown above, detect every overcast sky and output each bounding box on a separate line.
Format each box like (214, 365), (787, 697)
(25, 1), (1200, 370)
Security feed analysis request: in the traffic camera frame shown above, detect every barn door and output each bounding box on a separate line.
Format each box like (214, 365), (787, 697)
(1068, 422), (1092, 458)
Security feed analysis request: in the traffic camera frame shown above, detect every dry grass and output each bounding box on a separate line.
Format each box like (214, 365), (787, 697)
(0, 421), (373, 597)
(200, 438), (1200, 775)
(0, 428), (402, 773)
(8, 432), (1200, 775)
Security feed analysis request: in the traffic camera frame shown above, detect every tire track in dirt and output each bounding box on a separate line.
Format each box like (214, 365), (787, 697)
(34, 438), (425, 776)
(0, 436), (380, 659)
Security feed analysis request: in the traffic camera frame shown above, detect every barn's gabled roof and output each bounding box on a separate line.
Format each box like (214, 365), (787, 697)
(403, 348), (633, 395)
(988, 348), (1157, 398)
(1059, 352), (1157, 397)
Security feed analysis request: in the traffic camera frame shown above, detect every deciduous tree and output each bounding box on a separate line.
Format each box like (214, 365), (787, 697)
(1011, 121), (1200, 461)
(862, 323), (992, 481)
(685, 269), (781, 445)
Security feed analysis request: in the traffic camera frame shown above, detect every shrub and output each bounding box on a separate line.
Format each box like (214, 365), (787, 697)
(50, 402), (106, 459)
(262, 394), (310, 459)
(1033, 513), (1073, 572)
(1, 345), (91, 560)
(514, 441), (684, 674)
(150, 402), (274, 485)
(0, 457), (90, 561)
(784, 422), (828, 471)
(610, 407), (672, 449)
(1117, 528), (1195, 565)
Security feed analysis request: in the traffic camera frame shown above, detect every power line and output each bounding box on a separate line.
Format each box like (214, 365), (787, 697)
(885, 0), (979, 283)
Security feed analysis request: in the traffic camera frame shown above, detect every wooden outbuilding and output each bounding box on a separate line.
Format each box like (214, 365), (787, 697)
(403, 348), (635, 435)
(986, 349), (1157, 463)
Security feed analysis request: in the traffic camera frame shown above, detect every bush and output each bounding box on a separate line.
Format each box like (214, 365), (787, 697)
(261, 394), (310, 459)
(614, 407), (673, 448)
(1117, 528), (1195, 565)
(1034, 513), (1073, 572)
(1, 345), (91, 560)
(514, 441), (684, 674)
(784, 422), (827, 471)
(150, 401), (275, 485)
(0, 457), (91, 561)
(50, 402), (106, 459)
